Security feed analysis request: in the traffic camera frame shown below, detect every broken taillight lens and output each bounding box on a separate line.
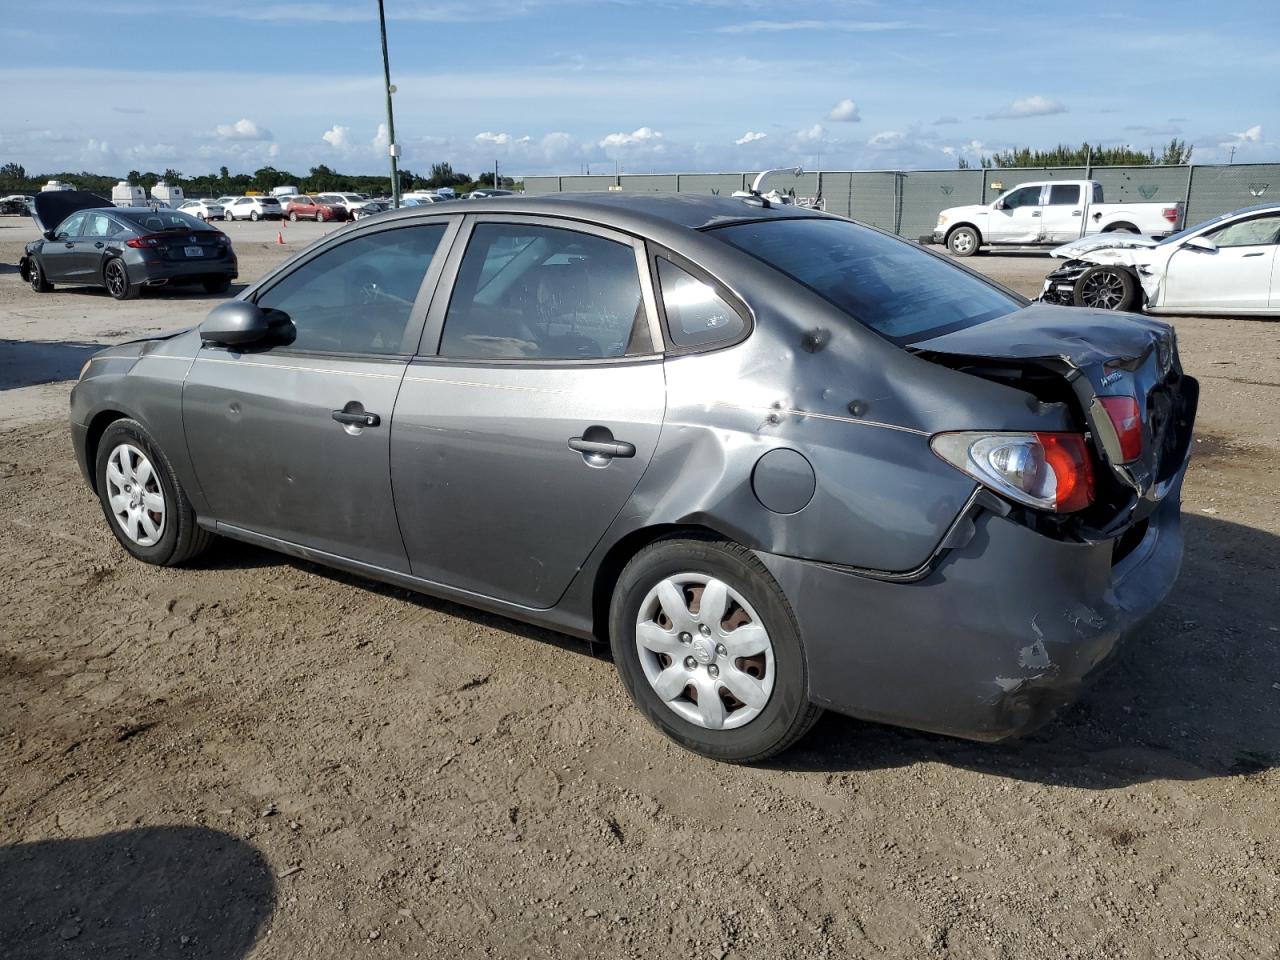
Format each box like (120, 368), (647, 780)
(1099, 396), (1143, 462)
(931, 432), (1095, 513)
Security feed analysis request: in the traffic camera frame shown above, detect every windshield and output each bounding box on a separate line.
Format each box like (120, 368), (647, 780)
(117, 209), (213, 232)
(713, 218), (1021, 345)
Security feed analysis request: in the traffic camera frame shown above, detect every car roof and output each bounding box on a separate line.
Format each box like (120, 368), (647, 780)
(371, 191), (832, 233)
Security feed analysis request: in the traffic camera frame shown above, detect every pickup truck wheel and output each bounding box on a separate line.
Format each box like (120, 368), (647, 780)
(1074, 265), (1138, 312)
(1104, 222), (1140, 234)
(946, 226), (980, 257)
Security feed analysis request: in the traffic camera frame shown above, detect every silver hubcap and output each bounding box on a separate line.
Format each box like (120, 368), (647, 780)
(105, 443), (165, 546)
(951, 231), (974, 253)
(635, 574), (775, 730)
(1082, 270), (1125, 309)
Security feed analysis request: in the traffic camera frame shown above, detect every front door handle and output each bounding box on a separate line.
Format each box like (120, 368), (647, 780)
(332, 408), (381, 427)
(569, 433), (635, 459)
(64, 242), (75, 248)
(1031, 210), (1041, 217)
(1242, 251), (1266, 257)
(95, 241), (105, 248)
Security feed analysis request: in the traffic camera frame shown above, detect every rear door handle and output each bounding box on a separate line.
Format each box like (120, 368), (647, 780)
(332, 409), (381, 427)
(1071, 210), (1083, 216)
(568, 436), (635, 459)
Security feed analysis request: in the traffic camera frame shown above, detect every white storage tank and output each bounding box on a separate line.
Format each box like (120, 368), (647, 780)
(150, 180), (184, 208)
(111, 181), (146, 207)
(41, 179), (74, 192)
(270, 185), (300, 199)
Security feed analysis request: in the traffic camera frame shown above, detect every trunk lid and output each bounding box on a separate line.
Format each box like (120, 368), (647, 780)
(148, 229), (229, 262)
(914, 302), (1198, 531)
(31, 190), (108, 233)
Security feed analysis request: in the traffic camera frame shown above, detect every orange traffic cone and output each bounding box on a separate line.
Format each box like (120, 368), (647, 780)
(276, 231), (285, 245)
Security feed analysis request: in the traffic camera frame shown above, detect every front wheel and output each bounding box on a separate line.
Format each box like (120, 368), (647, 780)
(95, 419), (213, 566)
(609, 537), (822, 763)
(249, 210), (260, 222)
(289, 211), (299, 222)
(946, 225), (980, 257)
(1074, 265), (1139, 311)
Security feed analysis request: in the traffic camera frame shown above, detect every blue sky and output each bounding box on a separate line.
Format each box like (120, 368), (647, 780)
(1, 0), (1276, 179)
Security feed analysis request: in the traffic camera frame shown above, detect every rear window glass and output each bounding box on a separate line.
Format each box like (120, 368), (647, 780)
(713, 218), (1020, 345)
(117, 210), (212, 232)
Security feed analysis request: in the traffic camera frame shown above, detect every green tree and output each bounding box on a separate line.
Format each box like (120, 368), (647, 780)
(1158, 138), (1192, 165)
(425, 162), (469, 188)
(126, 169), (141, 185)
(1, 161), (27, 187)
(161, 168), (184, 184)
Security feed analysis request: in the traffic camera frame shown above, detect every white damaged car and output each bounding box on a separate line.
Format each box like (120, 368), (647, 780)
(1040, 203), (1280, 316)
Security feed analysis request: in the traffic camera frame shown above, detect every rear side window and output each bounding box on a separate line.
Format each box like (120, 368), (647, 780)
(84, 213), (118, 237)
(714, 218), (1019, 346)
(655, 258), (746, 348)
(439, 223), (647, 360)
(1048, 184), (1081, 205)
(256, 224), (445, 355)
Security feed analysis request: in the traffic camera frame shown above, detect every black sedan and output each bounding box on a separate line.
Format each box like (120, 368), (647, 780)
(19, 191), (238, 301)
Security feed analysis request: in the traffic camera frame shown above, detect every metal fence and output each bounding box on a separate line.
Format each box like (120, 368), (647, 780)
(523, 163), (1280, 237)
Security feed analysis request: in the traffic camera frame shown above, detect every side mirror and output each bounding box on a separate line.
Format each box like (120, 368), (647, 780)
(43, 230), (56, 241)
(199, 300), (273, 347)
(992, 199), (1005, 211)
(1183, 236), (1217, 253)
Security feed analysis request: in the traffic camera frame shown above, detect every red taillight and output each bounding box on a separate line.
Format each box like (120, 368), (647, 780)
(1036, 433), (1094, 513)
(126, 234), (164, 248)
(1162, 207), (1179, 224)
(1099, 395), (1143, 462)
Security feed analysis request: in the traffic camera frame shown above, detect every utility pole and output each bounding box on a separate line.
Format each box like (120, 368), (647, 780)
(377, 0), (400, 208)
(495, 159), (500, 191)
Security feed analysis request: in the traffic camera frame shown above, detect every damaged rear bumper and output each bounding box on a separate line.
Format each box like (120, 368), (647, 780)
(756, 470), (1185, 742)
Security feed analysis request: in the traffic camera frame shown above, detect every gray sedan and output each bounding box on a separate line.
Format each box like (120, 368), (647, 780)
(69, 194), (1198, 762)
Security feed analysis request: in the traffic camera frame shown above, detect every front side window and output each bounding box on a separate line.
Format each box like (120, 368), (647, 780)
(56, 213), (87, 238)
(656, 258), (746, 348)
(1206, 213), (1280, 248)
(714, 217), (1020, 346)
(1001, 185), (1042, 209)
(439, 223), (647, 360)
(256, 224), (446, 355)
(1048, 184), (1081, 206)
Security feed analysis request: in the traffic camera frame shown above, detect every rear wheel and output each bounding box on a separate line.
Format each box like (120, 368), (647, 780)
(1074, 265), (1138, 311)
(95, 419), (213, 566)
(609, 537), (822, 763)
(1105, 222), (1139, 234)
(28, 258), (53, 292)
(104, 258), (137, 300)
(946, 225), (980, 257)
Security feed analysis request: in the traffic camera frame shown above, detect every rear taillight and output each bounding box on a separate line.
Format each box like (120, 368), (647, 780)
(1162, 207), (1179, 224)
(932, 431), (1095, 513)
(125, 234), (164, 248)
(1099, 395), (1143, 462)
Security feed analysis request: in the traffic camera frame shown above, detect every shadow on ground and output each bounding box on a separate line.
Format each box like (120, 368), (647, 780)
(0, 825), (274, 960)
(191, 506), (1278, 789)
(0, 339), (102, 390)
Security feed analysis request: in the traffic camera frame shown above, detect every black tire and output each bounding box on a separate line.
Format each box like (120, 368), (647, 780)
(94, 418), (214, 566)
(609, 536), (822, 763)
(28, 257), (53, 292)
(1104, 222), (1139, 234)
(203, 278), (231, 294)
(946, 225), (981, 257)
(1073, 265), (1139, 311)
(104, 258), (138, 300)
(249, 210), (260, 222)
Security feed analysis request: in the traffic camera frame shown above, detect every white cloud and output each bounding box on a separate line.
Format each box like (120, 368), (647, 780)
(826, 98), (861, 123)
(322, 125), (351, 149)
(599, 127), (664, 149)
(719, 19), (915, 34)
(214, 118), (272, 141)
(475, 131), (532, 146)
(1229, 124), (1262, 143)
(794, 123), (827, 144)
(868, 130), (906, 149)
(986, 96), (1067, 120)
(372, 122), (390, 152)
(734, 130), (768, 145)
(932, 116), (959, 126)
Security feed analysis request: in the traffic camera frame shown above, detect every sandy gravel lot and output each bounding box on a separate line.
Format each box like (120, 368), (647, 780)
(2, 214), (1278, 959)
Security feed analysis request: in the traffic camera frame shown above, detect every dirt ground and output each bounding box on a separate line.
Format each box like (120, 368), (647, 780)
(1, 214), (1278, 959)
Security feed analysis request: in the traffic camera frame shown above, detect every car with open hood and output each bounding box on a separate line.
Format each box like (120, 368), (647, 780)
(68, 193), (1196, 762)
(19, 190), (237, 300)
(1041, 203), (1280, 315)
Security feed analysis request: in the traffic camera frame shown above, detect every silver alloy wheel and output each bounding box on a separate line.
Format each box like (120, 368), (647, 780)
(105, 443), (166, 546)
(635, 573), (775, 730)
(1080, 269), (1126, 309)
(105, 260), (127, 298)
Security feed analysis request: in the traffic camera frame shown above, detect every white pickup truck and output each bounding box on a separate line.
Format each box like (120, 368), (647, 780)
(929, 179), (1184, 256)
